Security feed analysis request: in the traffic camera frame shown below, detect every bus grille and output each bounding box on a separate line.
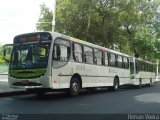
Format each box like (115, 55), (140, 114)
(12, 82), (42, 86)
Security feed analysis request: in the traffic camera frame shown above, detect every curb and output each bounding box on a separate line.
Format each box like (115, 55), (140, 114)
(154, 81), (160, 83)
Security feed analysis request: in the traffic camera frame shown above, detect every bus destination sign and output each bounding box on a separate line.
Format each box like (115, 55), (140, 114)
(14, 32), (52, 44)
(19, 35), (40, 43)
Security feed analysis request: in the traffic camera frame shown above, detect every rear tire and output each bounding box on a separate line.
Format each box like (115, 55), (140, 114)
(108, 77), (119, 91)
(148, 78), (152, 87)
(137, 78), (142, 88)
(69, 77), (80, 97)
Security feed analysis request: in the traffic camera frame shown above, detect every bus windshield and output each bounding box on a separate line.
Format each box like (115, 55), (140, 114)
(9, 42), (51, 79)
(10, 43), (51, 70)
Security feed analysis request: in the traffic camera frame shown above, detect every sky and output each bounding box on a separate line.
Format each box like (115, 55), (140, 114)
(0, 0), (54, 45)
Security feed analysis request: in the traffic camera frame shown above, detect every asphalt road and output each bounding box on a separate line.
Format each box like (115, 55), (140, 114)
(1, 83), (160, 113)
(0, 83), (160, 120)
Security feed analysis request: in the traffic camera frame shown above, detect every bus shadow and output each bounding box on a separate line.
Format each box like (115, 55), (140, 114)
(12, 89), (112, 101)
(12, 84), (155, 101)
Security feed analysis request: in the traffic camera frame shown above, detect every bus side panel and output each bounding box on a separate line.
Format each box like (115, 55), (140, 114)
(119, 69), (130, 85)
(133, 71), (155, 85)
(94, 65), (110, 87)
(52, 62), (94, 89)
(105, 67), (119, 86)
(51, 63), (131, 89)
(81, 63), (95, 87)
(52, 62), (72, 89)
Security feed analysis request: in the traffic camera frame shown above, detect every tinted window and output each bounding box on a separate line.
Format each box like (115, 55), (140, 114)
(84, 46), (93, 64)
(136, 60), (140, 72)
(144, 63), (147, 71)
(104, 52), (109, 66)
(130, 62), (134, 74)
(123, 57), (129, 69)
(94, 49), (103, 65)
(73, 43), (83, 62)
(117, 55), (123, 68)
(109, 53), (116, 67)
(53, 39), (70, 68)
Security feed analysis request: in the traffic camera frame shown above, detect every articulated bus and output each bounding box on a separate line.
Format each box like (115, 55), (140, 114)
(3, 32), (156, 96)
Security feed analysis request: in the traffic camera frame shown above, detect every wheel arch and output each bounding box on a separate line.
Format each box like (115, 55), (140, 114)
(114, 75), (119, 84)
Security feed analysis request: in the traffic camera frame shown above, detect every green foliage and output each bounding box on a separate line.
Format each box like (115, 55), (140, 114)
(0, 43), (6, 64)
(133, 26), (157, 60)
(36, 3), (53, 31)
(36, 0), (160, 61)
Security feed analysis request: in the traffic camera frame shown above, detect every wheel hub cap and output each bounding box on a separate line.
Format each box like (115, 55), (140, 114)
(72, 83), (78, 92)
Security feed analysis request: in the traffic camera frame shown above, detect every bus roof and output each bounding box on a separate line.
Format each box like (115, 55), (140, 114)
(13, 31), (129, 57)
(130, 56), (155, 64)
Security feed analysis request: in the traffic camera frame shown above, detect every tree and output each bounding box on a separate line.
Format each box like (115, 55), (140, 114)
(36, 3), (53, 31)
(36, 0), (160, 61)
(0, 44), (5, 64)
(133, 26), (157, 60)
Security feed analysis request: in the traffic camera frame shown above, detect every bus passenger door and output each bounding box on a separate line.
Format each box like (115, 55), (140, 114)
(52, 38), (71, 89)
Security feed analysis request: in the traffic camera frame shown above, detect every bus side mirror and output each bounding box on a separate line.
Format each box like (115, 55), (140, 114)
(3, 44), (13, 62)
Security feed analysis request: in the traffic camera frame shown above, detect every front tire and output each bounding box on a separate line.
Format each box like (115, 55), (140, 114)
(69, 77), (80, 97)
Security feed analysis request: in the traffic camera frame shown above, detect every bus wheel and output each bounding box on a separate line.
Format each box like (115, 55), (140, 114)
(108, 77), (119, 91)
(148, 78), (152, 87)
(69, 77), (80, 97)
(138, 78), (142, 88)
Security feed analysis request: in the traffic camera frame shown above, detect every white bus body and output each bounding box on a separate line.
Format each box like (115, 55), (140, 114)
(8, 32), (131, 95)
(7, 32), (155, 96)
(129, 57), (155, 86)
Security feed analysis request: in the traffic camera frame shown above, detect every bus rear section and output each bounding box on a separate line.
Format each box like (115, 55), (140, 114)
(129, 57), (156, 87)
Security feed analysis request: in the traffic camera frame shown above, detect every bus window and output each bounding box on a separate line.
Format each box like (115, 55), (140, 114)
(141, 63), (145, 71)
(145, 63), (148, 71)
(73, 43), (83, 62)
(109, 53), (116, 67)
(104, 52), (109, 66)
(130, 62), (134, 74)
(117, 55), (123, 68)
(53, 39), (70, 68)
(84, 46), (94, 64)
(148, 64), (151, 72)
(94, 49), (102, 65)
(123, 57), (129, 69)
(136, 60), (140, 73)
